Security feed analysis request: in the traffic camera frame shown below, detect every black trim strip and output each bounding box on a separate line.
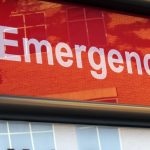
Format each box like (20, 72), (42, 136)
(1, 96), (150, 127)
(53, 0), (150, 16)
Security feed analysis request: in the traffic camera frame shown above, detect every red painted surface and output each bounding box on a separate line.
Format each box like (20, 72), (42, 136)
(0, 0), (150, 106)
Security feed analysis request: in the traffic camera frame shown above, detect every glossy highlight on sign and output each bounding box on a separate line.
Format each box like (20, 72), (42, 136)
(0, 0), (150, 106)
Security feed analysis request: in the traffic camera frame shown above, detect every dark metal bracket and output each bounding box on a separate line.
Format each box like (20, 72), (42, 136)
(0, 96), (150, 127)
(52, 0), (150, 16)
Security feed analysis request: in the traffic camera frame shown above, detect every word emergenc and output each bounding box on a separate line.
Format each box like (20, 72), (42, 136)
(0, 25), (150, 80)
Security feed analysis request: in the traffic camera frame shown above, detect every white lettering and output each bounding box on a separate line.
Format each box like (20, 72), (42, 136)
(144, 54), (150, 75)
(0, 26), (21, 61)
(88, 47), (107, 79)
(125, 51), (142, 75)
(75, 45), (86, 68)
(108, 49), (124, 73)
(55, 42), (73, 67)
(23, 38), (53, 65)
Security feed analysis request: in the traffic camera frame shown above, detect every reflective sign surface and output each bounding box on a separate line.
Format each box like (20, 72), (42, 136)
(0, 0), (150, 106)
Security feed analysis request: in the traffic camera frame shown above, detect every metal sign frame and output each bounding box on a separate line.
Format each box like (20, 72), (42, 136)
(0, 95), (150, 127)
(57, 0), (150, 16)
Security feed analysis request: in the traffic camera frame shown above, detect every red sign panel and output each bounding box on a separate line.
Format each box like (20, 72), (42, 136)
(0, 0), (150, 106)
